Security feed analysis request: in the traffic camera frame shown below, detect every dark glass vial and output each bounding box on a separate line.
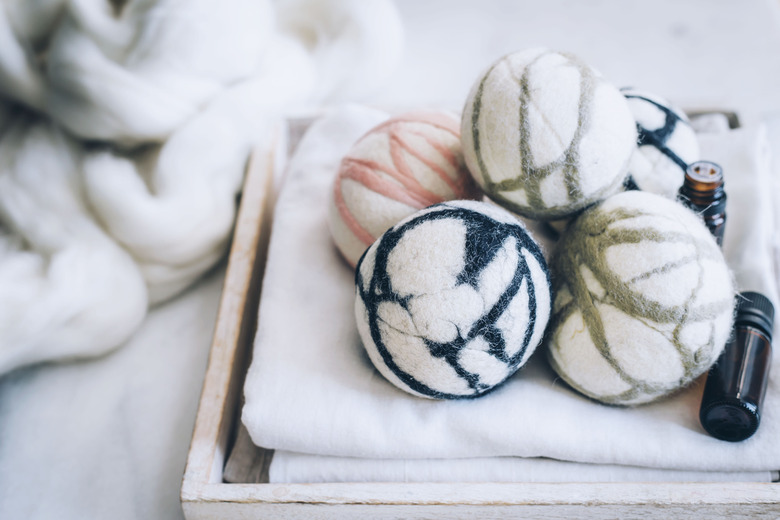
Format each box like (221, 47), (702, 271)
(700, 291), (774, 442)
(677, 160), (727, 247)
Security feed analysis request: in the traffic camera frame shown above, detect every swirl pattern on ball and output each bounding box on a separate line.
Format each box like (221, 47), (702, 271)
(621, 88), (700, 198)
(546, 191), (735, 406)
(330, 111), (480, 267)
(461, 48), (636, 220)
(355, 200), (552, 399)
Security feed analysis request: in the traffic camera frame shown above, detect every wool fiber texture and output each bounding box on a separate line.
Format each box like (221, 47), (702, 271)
(461, 48), (636, 221)
(329, 110), (481, 267)
(0, 0), (404, 373)
(0, 0), (404, 146)
(277, 0), (403, 102)
(622, 88), (700, 198)
(547, 190), (735, 406)
(355, 200), (552, 399)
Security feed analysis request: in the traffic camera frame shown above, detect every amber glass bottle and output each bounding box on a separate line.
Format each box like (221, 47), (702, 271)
(677, 160), (727, 246)
(700, 292), (774, 442)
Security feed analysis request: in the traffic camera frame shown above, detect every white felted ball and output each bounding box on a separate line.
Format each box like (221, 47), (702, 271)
(329, 111), (481, 267)
(461, 48), (636, 221)
(546, 191), (735, 406)
(622, 88), (700, 198)
(355, 200), (552, 399)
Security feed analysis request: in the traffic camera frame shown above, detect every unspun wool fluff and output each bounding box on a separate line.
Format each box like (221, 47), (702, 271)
(329, 111), (481, 267)
(546, 191), (735, 406)
(0, 0), (403, 145)
(461, 48), (636, 221)
(0, 0), (405, 373)
(355, 200), (552, 399)
(36, 0), (274, 145)
(276, 0), (404, 102)
(622, 87), (700, 198)
(0, 113), (148, 371)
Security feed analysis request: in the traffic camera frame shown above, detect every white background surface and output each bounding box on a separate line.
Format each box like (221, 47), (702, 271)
(375, 0), (780, 126)
(1, 1), (779, 519)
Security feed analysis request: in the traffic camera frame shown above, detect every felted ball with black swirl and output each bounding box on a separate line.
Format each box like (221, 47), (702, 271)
(354, 200), (552, 399)
(621, 87), (700, 198)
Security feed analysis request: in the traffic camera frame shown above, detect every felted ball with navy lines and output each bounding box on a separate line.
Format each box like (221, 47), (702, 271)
(461, 48), (636, 221)
(622, 87), (700, 198)
(354, 200), (552, 399)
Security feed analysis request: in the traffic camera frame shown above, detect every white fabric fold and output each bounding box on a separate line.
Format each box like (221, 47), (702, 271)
(269, 451), (777, 484)
(243, 105), (780, 473)
(713, 124), (779, 299)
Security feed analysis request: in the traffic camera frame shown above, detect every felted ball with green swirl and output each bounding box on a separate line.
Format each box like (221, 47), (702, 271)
(461, 48), (636, 221)
(546, 191), (735, 406)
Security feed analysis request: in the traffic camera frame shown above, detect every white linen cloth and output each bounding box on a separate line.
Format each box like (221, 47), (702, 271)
(243, 105), (780, 474)
(269, 451), (776, 483)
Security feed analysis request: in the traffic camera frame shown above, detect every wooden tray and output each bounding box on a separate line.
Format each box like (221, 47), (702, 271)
(180, 118), (780, 519)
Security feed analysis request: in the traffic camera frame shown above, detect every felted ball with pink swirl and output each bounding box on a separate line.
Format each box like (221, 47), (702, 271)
(328, 111), (482, 267)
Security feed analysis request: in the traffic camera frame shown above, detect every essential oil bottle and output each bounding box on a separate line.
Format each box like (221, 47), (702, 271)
(677, 160), (727, 247)
(700, 291), (774, 442)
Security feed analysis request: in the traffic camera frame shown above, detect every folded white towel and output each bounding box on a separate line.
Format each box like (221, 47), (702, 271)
(269, 450), (777, 483)
(243, 105), (780, 472)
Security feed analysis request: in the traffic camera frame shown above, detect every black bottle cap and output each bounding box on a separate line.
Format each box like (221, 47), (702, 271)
(735, 291), (775, 339)
(700, 399), (759, 442)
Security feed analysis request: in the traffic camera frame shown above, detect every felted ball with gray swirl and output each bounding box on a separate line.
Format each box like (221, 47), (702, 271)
(461, 48), (636, 221)
(546, 191), (735, 406)
(354, 200), (552, 399)
(622, 87), (700, 198)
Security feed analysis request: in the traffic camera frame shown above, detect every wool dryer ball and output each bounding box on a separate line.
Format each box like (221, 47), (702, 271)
(354, 200), (552, 399)
(461, 48), (636, 221)
(622, 87), (700, 198)
(546, 191), (735, 406)
(329, 110), (481, 267)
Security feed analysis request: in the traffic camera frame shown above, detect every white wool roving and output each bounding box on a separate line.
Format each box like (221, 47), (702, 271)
(546, 190), (735, 406)
(461, 48), (636, 221)
(0, 0), (405, 372)
(44, 0), (274, 145)
(355, 200), (552, 399)
(622, 87), (700, 198)
(329, 110), (481, 267)
(0, 0), (64, 110)
(81, 49), (315, 303)
(1, 0), (404, 144)
(276, 0), (404, 103)
(0, 113), (147, 372)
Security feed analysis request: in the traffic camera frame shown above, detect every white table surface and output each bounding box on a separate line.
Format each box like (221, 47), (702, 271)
(1, 1), (779, 519)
